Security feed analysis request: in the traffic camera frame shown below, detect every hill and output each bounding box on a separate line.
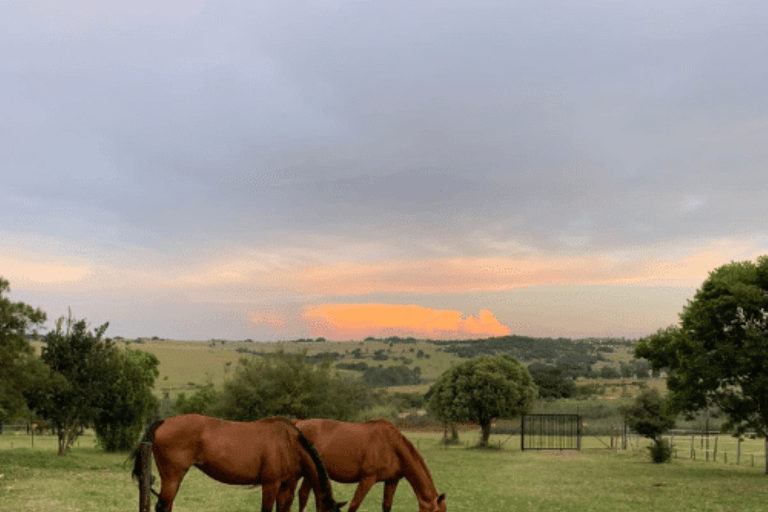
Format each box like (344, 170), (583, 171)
(107, 335), (642, 398)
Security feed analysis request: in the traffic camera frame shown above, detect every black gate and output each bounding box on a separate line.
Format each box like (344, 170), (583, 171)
(521, 414), (581, 451)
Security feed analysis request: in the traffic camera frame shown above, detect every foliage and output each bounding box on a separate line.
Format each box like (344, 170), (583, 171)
(527, 362), (577, 399)
(648, 438), (673, 463)
(0, 277), (48, 422)
(620, 389), (675, 463)
(26, 311), (117, 455)
(92, 345), (159, 451)
(427, 354), (537, 447)
(635, 256), (768, 441)
(210, 351), (375, 421)
(174, 384), (220, 415)
(362, 364), (422, 386)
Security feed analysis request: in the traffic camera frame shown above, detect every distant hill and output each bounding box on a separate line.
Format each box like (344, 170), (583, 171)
(105, 334), (644, 397)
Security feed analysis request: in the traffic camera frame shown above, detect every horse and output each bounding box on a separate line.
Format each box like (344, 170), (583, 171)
(293, 418), (446, 512)
(129, 414), (347, 512)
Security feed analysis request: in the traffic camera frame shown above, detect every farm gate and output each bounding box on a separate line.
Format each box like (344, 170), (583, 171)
(521, 414), (581, 451)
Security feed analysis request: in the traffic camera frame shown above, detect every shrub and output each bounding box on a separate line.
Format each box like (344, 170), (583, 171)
(649, 439), (672, 463)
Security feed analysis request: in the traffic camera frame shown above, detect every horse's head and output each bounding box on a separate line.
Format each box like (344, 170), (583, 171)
(419, 493), (446, 512)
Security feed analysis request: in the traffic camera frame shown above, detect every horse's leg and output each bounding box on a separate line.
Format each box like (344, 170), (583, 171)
(276, 481), (297, 512)
(382, 479), (400, 512)
(261, 482), (280, 512)
(297, 477), (312, 512)
(154, 458), (189, 512)
(347, 476), (378, 512)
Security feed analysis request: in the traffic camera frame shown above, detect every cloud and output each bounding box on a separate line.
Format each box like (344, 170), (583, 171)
(0, 246), (91, 287)
(301, 303), (511, 341)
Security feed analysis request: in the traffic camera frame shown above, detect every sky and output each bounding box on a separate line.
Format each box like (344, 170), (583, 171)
(2, 0), (767, 342)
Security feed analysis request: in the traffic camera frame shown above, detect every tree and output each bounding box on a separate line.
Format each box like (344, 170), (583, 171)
(635, 256), (768, 472)
(26, 312), (117, 455)
(0, 277), (48, 422)
(427, 354), (537, 447)
(211, 351), (373, 421)
(620, 389), (676, 462)
(93, 344), (160, 451)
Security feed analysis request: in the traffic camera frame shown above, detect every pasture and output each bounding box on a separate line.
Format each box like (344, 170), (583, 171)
(2, 429), (767, 512)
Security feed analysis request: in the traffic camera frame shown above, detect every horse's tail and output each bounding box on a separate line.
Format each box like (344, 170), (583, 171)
(282, 419), (342, 512)
(129, 419), (165, 484)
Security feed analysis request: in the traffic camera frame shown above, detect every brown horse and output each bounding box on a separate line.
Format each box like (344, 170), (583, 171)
(293, 418), (446, 512)
(130, 414), (346, 512)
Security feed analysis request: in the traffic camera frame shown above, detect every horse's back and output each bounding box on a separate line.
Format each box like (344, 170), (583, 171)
(295, 418), (402, 482)
(154, 415), (299, 485)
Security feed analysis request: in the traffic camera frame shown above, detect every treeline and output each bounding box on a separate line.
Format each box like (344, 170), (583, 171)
(235, 346), (424, 387)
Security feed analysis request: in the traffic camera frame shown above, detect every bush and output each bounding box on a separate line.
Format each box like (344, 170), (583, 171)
(649, 439), (672, 463)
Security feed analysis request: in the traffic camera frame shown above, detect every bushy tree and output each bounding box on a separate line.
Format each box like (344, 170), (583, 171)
(27, 312), (116, 455)
(635, 256), (768, 472)
(211, 351), (373, 421)
(0, 277), (48, 422)
(93, 345), (159, 451)
(620, 389), (676, 463)
(427, 354), (537, 447)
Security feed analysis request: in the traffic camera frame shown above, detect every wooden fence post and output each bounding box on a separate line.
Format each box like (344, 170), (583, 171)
(139, 442), (152, 512)
(737, 438), (742, 465)
(713, 436), (718, 461)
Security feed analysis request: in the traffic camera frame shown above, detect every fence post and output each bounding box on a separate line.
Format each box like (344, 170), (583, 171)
(737, 438), (742, 465)
(139, 442), (152, 512)
(713, 436), (718, 461)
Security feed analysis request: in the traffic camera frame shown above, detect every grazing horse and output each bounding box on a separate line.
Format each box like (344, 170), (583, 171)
(293, 418), (446, 512)
(129, 414), (346, 512)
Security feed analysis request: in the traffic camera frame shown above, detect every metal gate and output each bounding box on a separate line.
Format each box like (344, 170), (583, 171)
(521, 414), (581, 451)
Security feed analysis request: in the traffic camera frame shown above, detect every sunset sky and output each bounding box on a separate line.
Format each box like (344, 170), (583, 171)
(3, 1), (767, 341)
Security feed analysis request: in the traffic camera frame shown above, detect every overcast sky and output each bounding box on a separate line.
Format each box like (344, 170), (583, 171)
(3, 0), (767, 341)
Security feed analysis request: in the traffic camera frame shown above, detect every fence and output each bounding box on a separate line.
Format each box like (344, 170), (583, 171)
(521, 414), (581, 451)
(621, 429), (767, 470)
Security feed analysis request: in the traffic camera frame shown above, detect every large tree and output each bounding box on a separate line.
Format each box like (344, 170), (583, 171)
(27, 312), (118, 455)
(0, 277), (49, 422)
(635, 256), (768, 472)
(427, 354), (537, 447)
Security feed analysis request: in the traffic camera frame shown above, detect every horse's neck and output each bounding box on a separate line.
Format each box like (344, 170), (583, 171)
(395, 435), (439, 502)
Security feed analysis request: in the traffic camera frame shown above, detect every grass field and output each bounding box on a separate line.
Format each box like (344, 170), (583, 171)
(2, 430), (767, 512)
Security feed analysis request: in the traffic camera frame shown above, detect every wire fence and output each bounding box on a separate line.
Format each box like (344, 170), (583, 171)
(619, 429), (767, 469)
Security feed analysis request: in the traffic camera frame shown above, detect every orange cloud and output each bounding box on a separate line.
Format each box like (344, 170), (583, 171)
(301, 303), (511, 340)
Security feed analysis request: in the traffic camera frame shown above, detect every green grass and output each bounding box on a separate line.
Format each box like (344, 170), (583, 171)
(2, 430), (767, 512)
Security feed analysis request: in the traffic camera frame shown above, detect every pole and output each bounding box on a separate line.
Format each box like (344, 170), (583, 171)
(139, 442), (152, 512)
